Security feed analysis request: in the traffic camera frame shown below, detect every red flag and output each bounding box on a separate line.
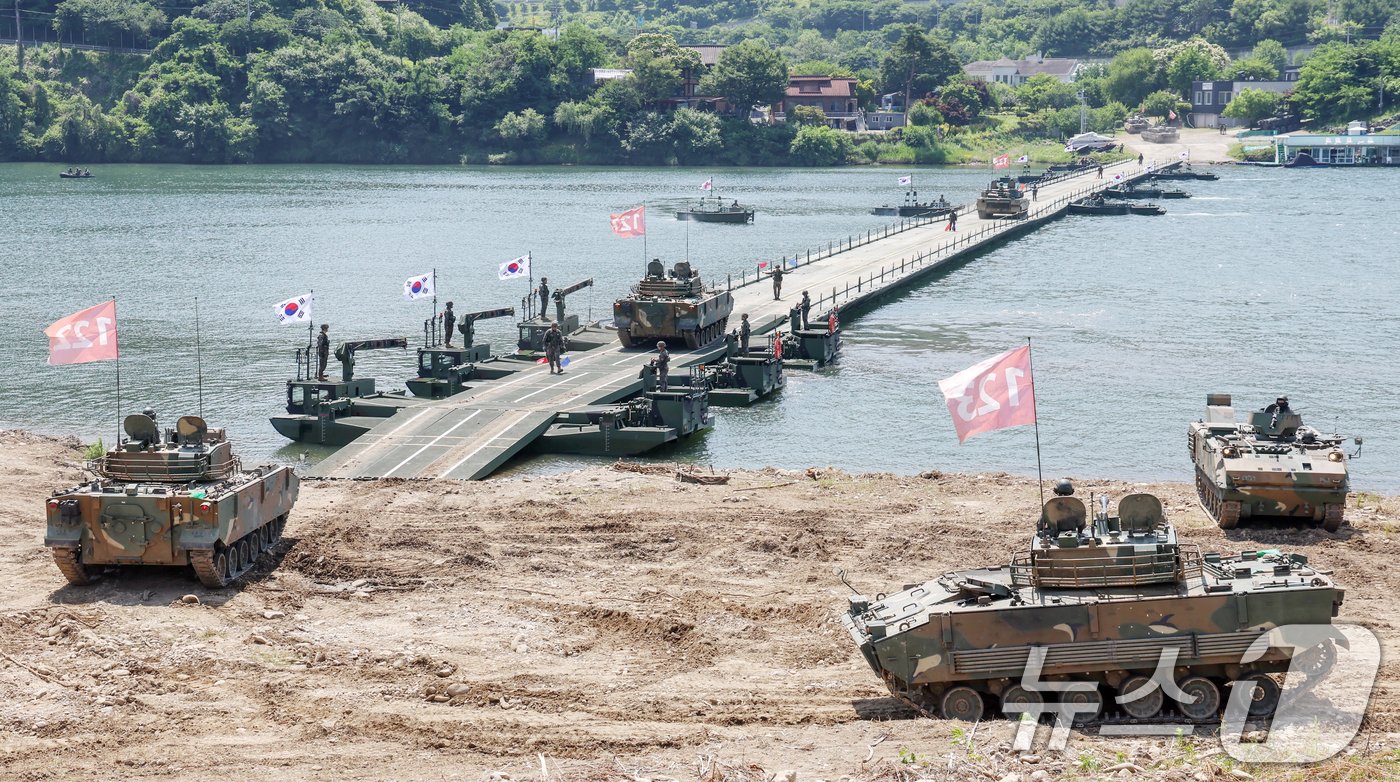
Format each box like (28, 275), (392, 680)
(937, 346), (1035, 443)
(1168, 109), (1177, 121)
(827, 310), (837, 334)
(45, 300), (119, 365)
(610, 205), (646, 238)
(993, 154), (1011, 169)
(773, 333), (783, 361)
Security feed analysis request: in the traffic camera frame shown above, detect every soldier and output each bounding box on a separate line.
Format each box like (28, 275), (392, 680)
(553, 290), (567, 323)
(799, 291), (811, 330)
(316, 324), (330, 381)
(945, 210), (957, 232)
(442, 301), (456, 347)
(537, 277), (550, 320)
(654, 340), (670, 391)
(1137, 152), (1144, 166)
(544, 322), (565, 374)
(1053, 478), (1075, 496)
(738, 313), (751, 356)
(771, 264), (784, 300)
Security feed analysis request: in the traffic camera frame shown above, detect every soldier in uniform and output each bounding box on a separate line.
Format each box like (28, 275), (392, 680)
(799, 291), (811, 329)
(442, 301), (456, 347)
(553, 289), (567, 323)
(316, 324), (330, 381)
(738, 313), (751, 356)
(537, 277), (550, 320)
(544, 322), (565, 374)
(771, 264), (784, 300)
(654, 340), (670, 391)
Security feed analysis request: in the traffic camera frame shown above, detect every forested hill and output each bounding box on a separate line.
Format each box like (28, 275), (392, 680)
(1, 0), (1397, 165)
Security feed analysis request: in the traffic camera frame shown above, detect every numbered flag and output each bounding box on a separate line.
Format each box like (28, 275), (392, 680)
(610, 205), (646, 238)
(403, 273), (434, 301)
(45, 300), (118, 365)
(275, 293), (313, 326)
(499, 254), (530, 280)
(993, 154), (1011, 169)
(898, 175), (912, 186)
(700, 177), (713, 191)
(938, 345), (1036, 443)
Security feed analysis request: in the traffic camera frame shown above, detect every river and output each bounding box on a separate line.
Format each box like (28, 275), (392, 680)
(1, 163), (1394, 490)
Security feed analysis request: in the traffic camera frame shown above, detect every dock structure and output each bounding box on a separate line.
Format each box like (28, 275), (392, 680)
(310, 160), (1154, 480)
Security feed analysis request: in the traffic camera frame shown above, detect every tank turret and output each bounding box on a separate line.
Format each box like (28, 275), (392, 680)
(842, 489), (1344, 723)
(1189, 394), (1358, 530)
(613, 260), (734, 349)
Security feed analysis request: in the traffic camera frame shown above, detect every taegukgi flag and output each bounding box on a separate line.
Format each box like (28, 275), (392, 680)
(403, 272), (434, 301)
(1016, 154), (1029, 163)
(937, 345), (1036, 443)
(45, 300), (119, 365)
(898, 175), (912, 186)
(275, 293), (313, 325)
(499, 254), (530, 280)
(700, 177), (713, 191)
(610, 205), (646, 238)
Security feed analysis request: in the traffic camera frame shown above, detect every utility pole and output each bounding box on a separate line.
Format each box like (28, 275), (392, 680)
(1077, 89), (1087, 134)
(13, 0), (22, 72)
(244, 0), (251, 60)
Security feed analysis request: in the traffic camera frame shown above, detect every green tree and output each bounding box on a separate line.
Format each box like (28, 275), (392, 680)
(788, 124), (851, 165)
(879, 25), (960, 106)
(0, 61), (29, 159)
(698, 39), (788, 114)
(934, 78), (986, 125)
(1015, 73), (1079, 111)
(906, 101), (941, 126)
(1165, 47), (1219, 95)
(1142, 89), (1189, 119)
(54, 0), (168, 50)
(1222, 88), (1282, 125)
(495, 107), (547, 147)
(1252, 39), (1288, 74)
(626, 32), (701, 104)
(1105, 48), (1161, 108)
(1231, 57), (1280, 80)
(668, 107), (722, 162)
(787, 104), (827, 126)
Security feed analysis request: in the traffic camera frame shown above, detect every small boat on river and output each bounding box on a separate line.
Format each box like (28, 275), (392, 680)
(59, 168), (94, 179)
(1149, 167), (1219, 181)
(1102, 185), (1189, 199)
(1068, 196), (1129, 216)
(676, 189), (755, 224)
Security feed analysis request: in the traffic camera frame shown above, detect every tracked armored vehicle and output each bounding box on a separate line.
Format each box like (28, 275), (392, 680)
(1190, 394), (1358, 531)
(613, 259), (733, 349)
(975, 177), (1029, 219)
(842, 484), (1343, 723)
(45, 412), (299, 588)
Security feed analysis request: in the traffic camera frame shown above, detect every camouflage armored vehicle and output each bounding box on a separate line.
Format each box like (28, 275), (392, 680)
(1190, 394), (1358, 531)
(842, 483), (1343, 722)
(613, 259), (734, 349)
(975, 177), (1029, 219)
(45, 412), (299, 588)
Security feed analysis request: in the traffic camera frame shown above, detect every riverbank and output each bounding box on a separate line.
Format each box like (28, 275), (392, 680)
(1120, 127), (1238, 164)
(2, 431), (1396, 780)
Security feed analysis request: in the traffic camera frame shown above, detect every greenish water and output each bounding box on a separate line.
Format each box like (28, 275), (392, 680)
(1, 163), (1395, 490)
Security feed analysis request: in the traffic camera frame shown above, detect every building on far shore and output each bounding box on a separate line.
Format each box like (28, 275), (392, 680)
(1274, 128), (1400, 165)
(963, 55), (1080, 87)
(773, 76), (865, 131)
(1188, 78), (1294, 128)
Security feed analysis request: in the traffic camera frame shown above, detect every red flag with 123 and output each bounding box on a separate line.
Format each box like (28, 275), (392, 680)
(937, 346), (1035, 443)
(993, 154), (1011, 169)
(45, 300), (119, 365)
(610, 205), (646, 238)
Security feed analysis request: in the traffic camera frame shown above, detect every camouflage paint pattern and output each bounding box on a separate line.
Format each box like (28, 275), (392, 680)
(614, 260), (734, 349)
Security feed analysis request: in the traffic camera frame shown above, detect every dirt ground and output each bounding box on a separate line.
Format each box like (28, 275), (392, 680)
(1, 431), (1397, 782)
(1121, 128), (1238, 165)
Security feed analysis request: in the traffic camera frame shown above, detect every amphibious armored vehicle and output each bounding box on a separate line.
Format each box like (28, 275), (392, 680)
(1190, 394), (1357, 531)
(45, 412), (299, 588)
(613, 260), (734, 349)
(843, 484), (1343, 723)
(975, 177), (1029, 219)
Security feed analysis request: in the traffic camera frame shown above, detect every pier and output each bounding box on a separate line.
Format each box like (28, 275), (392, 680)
(309, 160), (1154, 480)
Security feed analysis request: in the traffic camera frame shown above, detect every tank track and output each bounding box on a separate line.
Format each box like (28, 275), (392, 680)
(1196, 467), (1240, 529)
(1322, 503), (1344, 533)
(51, 548), (94, 586)
(190, 515), (288, 589)
(681, 318), (729, 351)
(877, 664), (1326, 726)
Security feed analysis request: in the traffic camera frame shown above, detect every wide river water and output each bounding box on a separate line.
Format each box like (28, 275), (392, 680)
(1, 163), (1395, 490)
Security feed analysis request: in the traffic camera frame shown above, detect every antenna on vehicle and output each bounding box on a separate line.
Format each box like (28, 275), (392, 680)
(195, 296), (204, 417)
(835, 567), (858, 595)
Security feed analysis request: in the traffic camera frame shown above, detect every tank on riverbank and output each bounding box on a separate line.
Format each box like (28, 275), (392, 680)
(613, 260), (734, 350)
(975, 177), (1029, 219)
(842, 484), (1344, 722)
(44, 412), (299, 588)
(1189, 394), (1358, 531)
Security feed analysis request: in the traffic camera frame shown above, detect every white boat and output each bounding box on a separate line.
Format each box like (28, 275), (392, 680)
(1064, 132), (1118, 153)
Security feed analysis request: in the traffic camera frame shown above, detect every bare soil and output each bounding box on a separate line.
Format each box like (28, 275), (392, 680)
(1, 431), (1397, 781)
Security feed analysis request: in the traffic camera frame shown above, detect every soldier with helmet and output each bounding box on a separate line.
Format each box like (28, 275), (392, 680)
(654, 340), (670, 391)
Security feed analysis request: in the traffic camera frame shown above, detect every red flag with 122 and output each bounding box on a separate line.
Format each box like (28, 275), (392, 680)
(993, 154), (1011, 169)
(610, 205), (646, 238)
(937, 346), (1035, 443)
(45, 300), (118, 365)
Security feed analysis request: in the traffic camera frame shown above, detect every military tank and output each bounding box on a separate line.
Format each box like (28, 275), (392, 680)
(975, 177), (1029, 219)
(44, 411), (299, 588)
(842, 482), (1344, 723)
(1189, 394), (1358, 531)
(613, 259), (734, 349)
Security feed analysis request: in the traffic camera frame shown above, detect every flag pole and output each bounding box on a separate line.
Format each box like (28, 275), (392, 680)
(528, 251), (533, 320)
(195, 296), (204, 418)
(307, 288), (315, 381)
(1027, 336), (1045, 507)
(641, 201), (648, 271)
(432, 267), (438, 344)
(113, 296), (121, 448)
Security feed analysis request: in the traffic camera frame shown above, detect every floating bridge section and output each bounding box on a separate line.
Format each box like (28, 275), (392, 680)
(310, 160), (1155, 480)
